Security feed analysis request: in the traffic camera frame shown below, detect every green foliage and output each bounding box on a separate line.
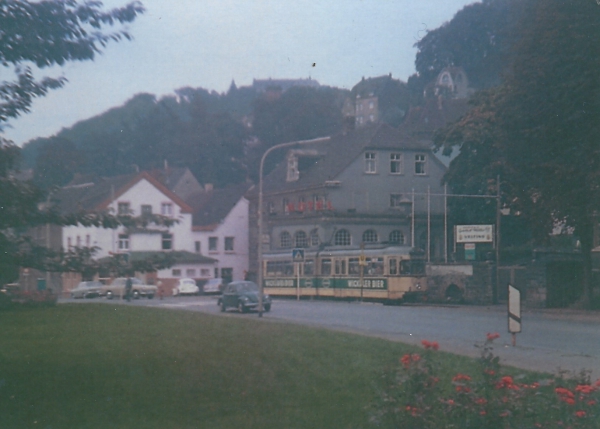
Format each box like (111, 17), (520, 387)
(409, 0), (522, 104)
(33, 137), (85, 188)
(0, 0), (144, 128)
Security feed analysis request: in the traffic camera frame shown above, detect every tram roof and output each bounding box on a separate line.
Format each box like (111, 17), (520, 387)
(263, 245), (414, 260)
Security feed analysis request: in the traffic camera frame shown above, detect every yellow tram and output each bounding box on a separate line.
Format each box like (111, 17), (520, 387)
(262, 246), (427, 303)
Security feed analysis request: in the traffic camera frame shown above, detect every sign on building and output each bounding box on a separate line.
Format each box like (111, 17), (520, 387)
(456, 225), (494, 243)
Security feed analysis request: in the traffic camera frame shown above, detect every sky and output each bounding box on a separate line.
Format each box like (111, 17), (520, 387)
(3, 0), (479, 146)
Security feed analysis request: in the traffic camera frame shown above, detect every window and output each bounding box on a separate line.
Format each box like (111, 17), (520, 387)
(141, 204), (152, 216)
(172, 269), (181, 277)
(221, 268), (233, 283)
(390, 153), (403, 174)
(362, 229), (378, 243)
(310, 229), (320, 246)
(268, 202), (275, 214)
(389, 230), (405, 245)
(76, 236), (81, 247)
(195, 241), (201, 253)
(415, 154), (427, 175)
(349, 258), (360, 275)
(186, 269), (196, 277)
(304, 259), (314, 276)
(162, 233), (173, 250)
(161, 203), (173, 216)
(390, 194), (405, 208)
(214, 268), (219, 278)
(287, 155), (299, 182)
(294, 231), (308, 248)
(321, 259), (332, 276)
(280, 231), (292, 248)
(225, 237), (234, 252)
(335, 259), (346, 275)
(389, 258), (398, 275)
(201, 269), (210, 277)
(283, 198), (289, 214)
(364, 152), (376, 173)
(67, 237), (72, 249)
(369, 101), (374, 109)
(334, 229), (351, 246)
(118, 202), (130, 215)
(118, 234), (129, 250)
(209, 237), (218, 252)
(86, 235), (91, 247)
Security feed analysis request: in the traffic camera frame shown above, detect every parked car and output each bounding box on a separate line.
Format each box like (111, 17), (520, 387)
(172, 278), (200, 296)
(100, 277), (157, 300)
(203, 277), (224, 294)
(218, 281), (271, 313)
(70, 281), (103, 299)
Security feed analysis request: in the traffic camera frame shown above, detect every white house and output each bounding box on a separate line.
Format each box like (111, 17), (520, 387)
(54, 171), (218, 294)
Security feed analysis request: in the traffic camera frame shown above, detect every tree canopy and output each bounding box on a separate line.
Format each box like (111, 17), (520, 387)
(0, 0), (145, 284)
(435, 0), (600, 306)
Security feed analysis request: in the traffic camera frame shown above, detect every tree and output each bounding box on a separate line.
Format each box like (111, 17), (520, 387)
(33, 137), (86, 188)
(435, 0), (600, 308)
(0, 0), (144, 128)
(0, 0), (145, 284)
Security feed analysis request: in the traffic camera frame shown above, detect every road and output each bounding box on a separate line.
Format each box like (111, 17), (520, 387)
(65, 296), (600, 379)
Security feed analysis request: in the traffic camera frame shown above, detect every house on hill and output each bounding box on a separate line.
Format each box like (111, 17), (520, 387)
(247, 123), (449, 279)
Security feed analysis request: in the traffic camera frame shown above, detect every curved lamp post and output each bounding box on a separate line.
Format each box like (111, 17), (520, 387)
(257, 136), (331, 317)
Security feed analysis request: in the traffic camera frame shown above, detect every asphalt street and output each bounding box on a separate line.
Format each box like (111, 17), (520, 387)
(63, 296), (600, 379)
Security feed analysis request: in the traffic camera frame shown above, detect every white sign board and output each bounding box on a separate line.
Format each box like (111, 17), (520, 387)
(456, 225), (494, 243)
(508, 284), (521, 333)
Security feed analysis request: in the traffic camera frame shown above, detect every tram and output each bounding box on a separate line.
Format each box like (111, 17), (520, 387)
(262, 245), (427, 303)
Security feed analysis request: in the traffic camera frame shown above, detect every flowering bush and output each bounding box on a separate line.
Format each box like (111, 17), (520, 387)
(372, 334), (600, 429)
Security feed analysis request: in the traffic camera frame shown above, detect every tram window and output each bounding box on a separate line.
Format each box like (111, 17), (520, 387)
(304, 259), (314, 276)
(335, 259), (346, 275)
(349, 258), (360, 275)
(284, 262), (294, 276)
(367, 257), (384, 275)
(321, 259), (332, 276)
(266, 261), (278, 276)
(389, 258), (398, 275)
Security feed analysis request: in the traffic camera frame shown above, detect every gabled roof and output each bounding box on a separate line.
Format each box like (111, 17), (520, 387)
(53, 171), (193, 215)
(187, 182), (251, 231)
(259, 123), (432, 195)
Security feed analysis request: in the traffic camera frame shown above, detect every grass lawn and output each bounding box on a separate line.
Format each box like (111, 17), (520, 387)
(0, 304), (507, 428)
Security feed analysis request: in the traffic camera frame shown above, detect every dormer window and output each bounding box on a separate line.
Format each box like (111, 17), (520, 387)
(287, 154), (299, 182)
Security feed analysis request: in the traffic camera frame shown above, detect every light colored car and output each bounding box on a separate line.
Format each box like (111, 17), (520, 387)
(100, 277), (157, 300)
(70, 281), (103, 299)
(172, 278), (199, 296)
(203, 278), (224, 294)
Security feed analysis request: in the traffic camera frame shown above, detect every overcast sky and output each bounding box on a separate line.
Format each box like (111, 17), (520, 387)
(3, 0), (478, 146)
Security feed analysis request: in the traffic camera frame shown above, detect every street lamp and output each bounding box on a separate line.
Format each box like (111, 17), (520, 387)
(257, 136), (331, 317)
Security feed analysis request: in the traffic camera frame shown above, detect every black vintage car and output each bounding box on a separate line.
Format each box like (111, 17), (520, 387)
(218, 281), (271, 313)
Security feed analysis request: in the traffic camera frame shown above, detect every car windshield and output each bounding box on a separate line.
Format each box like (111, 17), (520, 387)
(181, 280), (195, 285)
(236, 282), (258, 293)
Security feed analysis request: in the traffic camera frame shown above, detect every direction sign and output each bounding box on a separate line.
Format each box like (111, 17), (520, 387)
(292, 248), (305, 262)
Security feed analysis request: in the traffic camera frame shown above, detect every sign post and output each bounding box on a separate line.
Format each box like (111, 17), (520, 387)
(292, 248), (304, 300)
(508, 284), (521, 346)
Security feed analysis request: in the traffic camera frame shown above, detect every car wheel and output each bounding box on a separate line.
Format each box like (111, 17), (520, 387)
(238, 301), (248, 313)
(220, 302), (226, 312)
(106, 291), (113, 300)
(133, 290), (140, 299)
(264, 304), (271, 312)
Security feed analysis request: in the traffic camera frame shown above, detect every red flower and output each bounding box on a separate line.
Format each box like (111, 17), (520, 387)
(486, 332), (501, 341)
(421, 340), (440, 351)
(401, 354), (412, 368)
(575, 384), (595, 394)
(453, 373), (472, 382)
(474, 397), (488, 405)
(575, 410), (586, 418)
